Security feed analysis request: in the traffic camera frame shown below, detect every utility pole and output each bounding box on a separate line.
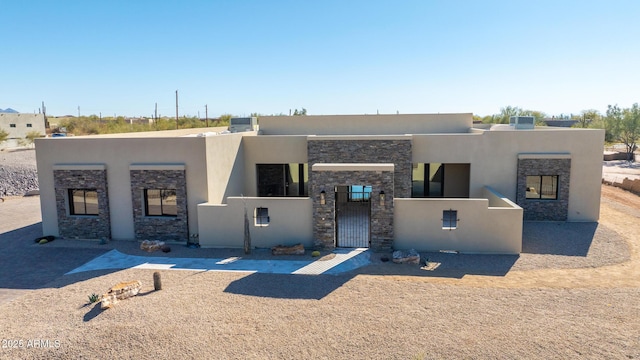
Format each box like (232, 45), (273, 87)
(205, 104), (209, 127)
(155, 102), (158, 123)
(78, 106), (80, 117)
(175, 90), (179, 130)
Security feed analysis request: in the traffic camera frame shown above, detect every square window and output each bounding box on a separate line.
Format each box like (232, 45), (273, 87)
(26, 123), (32, 127)
(68, 189), (99, 215)
(144, 189), (177, 217)
(9, 123), (16, 128)
(254, 207), (270, 227)
(526, 175), (558, 200)
(442, 210), (458, 230)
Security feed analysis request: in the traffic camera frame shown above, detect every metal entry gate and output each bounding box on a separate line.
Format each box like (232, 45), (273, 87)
(335, 186), (371, 247)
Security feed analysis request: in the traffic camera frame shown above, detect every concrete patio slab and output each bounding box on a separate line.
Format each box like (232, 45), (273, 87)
(67, 248), (370, 276)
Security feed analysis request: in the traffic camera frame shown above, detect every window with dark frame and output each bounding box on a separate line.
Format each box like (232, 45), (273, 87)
(68, 189), (99, 215)
(254, 207), (270, 226)
(26, 124), (32, 127)
(144, 189), (177, 217)
(526, 175), (558, 200)
(412, 163), (444, 198)
(256, 163), (308, 197)
(9, 124), (16, 128)
(442, 209), (458, 230)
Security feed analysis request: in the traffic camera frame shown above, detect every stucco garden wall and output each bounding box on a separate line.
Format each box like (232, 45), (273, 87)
(394, 188), (522, 254)
(198, 197), (313, 248)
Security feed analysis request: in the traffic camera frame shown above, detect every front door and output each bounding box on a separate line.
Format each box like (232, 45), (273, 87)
(335, 185), (371, 248)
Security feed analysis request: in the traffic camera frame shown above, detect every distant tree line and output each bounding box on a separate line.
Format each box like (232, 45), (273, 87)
(475, 104), (640, 161)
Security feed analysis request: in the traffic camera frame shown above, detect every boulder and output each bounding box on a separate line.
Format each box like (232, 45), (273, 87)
(271, 243), (305, 255)
(392, 249), (420, 264)
(140, 240), (164, 252)
(100, 280), (142, 309)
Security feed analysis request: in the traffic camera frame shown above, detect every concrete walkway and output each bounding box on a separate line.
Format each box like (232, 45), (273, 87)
(67, 247), (371, 276)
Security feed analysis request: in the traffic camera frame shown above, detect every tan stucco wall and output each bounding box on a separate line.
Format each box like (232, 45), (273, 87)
(197, 197), (313, 248)
(204, 133), (246, 204)
(36, 136), (210, 239)
(259, 113), (472, 135)
(241, 135), (308, 197)
(394, 195), (522, 254)
(443, 164), (470, 197)
(412, 128), (604, 221)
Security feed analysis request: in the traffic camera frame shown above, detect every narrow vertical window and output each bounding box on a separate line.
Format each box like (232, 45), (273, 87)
(254, 207), (270, 226)
(442, 210), (458, 230)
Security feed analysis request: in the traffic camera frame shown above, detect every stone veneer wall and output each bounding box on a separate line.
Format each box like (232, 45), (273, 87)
(307, 139), (412, 198)
(313, 170), (394, 251)
(516, 158), (571, 221)
(130, 170), (188, 241)
(308, 139), (410, 251)
(54, 169), (111, 239)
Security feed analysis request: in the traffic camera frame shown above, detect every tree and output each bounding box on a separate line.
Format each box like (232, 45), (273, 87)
(578, 109), (600, 128)
(619, 103), (640, 161)
(495, 106), (523, 124)
(606, 104), (640, 161)
(0, 129), (8, 143)
(293, 108), (307, 116)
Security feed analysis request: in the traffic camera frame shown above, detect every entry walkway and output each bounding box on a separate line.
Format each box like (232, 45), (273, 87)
(67, 248), (371, 276)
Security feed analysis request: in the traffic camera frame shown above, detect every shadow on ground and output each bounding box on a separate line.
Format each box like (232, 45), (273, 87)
(224, 273), (355, 300)
(0, 223), (113, 290)
(522, 222), (597, 256)
(353, 252), (519, 279)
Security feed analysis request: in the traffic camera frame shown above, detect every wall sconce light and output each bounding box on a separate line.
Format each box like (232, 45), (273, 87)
(320, 190), (326, 205)
(379, 190), (385, 207)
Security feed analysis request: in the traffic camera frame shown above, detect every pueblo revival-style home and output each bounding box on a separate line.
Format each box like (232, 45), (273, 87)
(35, 113), (604, 255)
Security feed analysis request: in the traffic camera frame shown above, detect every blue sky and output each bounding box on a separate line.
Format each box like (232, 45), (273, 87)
(2, 0), (639, 118)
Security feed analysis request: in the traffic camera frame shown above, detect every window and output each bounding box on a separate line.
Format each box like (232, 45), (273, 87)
(26, 123), (32, 127)
(349, 185), (371, 201)
(526, 176), (558, 200)
(442, 210), (458, 230)
(257, 163), (308, 197)
(144, 189), (177, 216)
(69, 189), (99, 215)
(412, 163), (444, 197)
(9, 124), (16, 128)
(254, 207), (269, 226)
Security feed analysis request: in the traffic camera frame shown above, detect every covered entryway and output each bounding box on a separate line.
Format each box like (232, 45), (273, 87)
(335, 185), (371, 247)
(311, 163), (396, 251)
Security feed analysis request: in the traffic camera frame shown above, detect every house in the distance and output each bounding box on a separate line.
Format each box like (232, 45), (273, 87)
(35, 113), (604, 254)
(0, 113), (47, 149)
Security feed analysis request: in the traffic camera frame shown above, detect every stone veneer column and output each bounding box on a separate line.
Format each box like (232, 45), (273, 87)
(516, 155), (571, 221)
(53, 166), (111, 239)
(312, 166), (395, 251)
(130, 168), (188, 241)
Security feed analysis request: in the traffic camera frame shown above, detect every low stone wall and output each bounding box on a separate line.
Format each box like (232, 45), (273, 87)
(603, 177), (640, 195)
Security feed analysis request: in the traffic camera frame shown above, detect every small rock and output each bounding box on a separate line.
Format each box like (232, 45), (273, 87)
(140, 240), (164, 252)
(392, 249), (420, 264)
(271, 243), (305, 255)
(101, 280), (142, 309)
(161, 245), (171, 253)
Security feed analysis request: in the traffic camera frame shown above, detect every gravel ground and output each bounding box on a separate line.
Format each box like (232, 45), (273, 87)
(0, 148), (38, 196)
(0, 186), (639, 359)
